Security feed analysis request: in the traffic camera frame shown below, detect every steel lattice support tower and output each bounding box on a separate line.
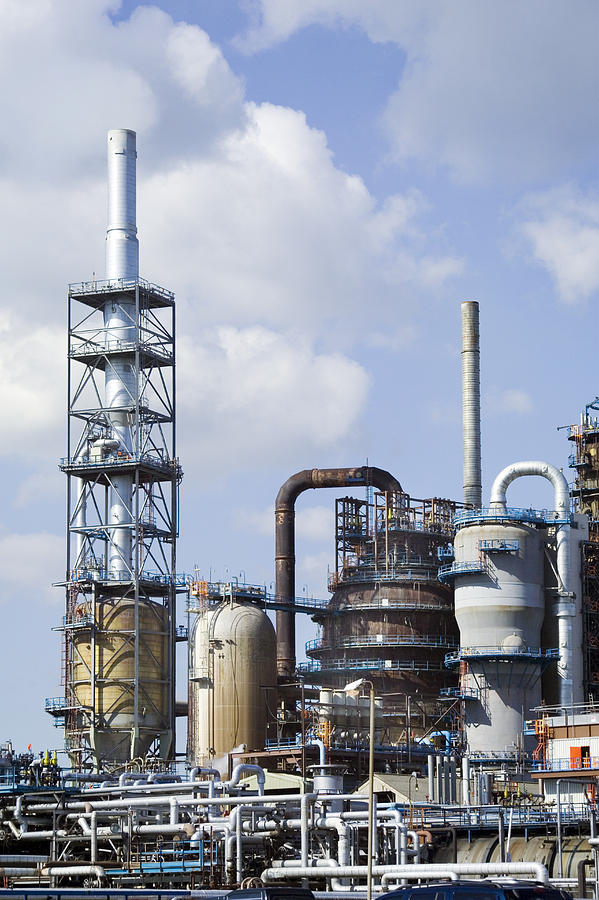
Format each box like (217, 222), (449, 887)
(53, 131), (182, 769)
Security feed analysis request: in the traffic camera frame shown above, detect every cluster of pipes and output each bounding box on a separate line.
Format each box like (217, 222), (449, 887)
(1, 766), (552, 890)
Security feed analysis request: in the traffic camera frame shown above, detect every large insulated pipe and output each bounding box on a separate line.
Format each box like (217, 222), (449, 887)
(104, 129), (139, 576)
(461, 301), (482, 509)
(490, 460), (575, 706)
(275, 467), (402, 677)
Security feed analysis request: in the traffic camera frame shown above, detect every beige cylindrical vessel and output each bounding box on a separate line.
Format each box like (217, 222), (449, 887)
(188, 601), (277, 767)
(72, 599), (169, 763)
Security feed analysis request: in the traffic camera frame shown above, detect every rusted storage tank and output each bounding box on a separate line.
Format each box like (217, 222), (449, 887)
(72, 598), (169, 763)
(188, 601), (277, 767)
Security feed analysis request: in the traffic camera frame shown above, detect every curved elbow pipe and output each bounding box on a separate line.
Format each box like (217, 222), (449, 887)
(225, 763), (266, 796)
(490, 460), (569, 518)
(275, 466), (402, 676)
(308, 738), (326, 766)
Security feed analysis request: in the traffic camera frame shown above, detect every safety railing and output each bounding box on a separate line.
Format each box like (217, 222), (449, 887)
(531, 756), (599, 772)
(68, 567), (188, 586)
(478, 539), (519, 552)
(297, 657), (447, 674)
(60, 452), (179, 474)
(45, 696), (67, 711)
(438, 560), (487, 582)
(306, 633), (458, 654)
(330, 566), (440, 590)
(439, 686), (479, 700)
(445, 646), (558, 666)
(69, 275), (174, 302)
(70, 337), (173, 363)
(454, 506), (572, 527)
(319, 597), (453, 614)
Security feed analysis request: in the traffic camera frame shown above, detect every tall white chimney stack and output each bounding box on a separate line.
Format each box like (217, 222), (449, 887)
(106, 129), (138, 281)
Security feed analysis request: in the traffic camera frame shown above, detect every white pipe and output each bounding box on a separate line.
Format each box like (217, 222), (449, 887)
(489, 459), (575, 705)
(462, 300), (482, 508)
(90, 811), (97, 865)
(220, 763), (266, 795)
(43, 865), (105, 884)
(263, 862), (549, 884)
(309, 738), (327, 766)
(381, 871), (459, 889)
(462, 757), (470, 806)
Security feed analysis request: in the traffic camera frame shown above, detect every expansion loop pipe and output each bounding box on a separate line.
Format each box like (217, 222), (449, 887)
(275, 466), (402, 676)
(489, 460), (575, 705)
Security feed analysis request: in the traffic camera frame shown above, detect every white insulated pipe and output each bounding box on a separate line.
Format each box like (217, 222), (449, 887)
(490, 460), (576, 706)
(104, 129), (138, 576)
(461, 301), (482, 509)
(262, 862), (549, 885)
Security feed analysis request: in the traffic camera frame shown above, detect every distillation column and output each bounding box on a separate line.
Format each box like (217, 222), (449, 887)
(53, 131), (180, 768)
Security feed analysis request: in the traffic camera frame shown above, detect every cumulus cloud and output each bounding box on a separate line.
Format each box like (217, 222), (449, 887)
(236, 504), (334, 542)
(0, 531), (63, 606)
(0, 315), (64, 456)
(141, 104), (462, 337)
(240, 0), (598, 183)
(178, 326), (371, 471)
(0, 1), (462, 474)
(519, 187), (599, 303)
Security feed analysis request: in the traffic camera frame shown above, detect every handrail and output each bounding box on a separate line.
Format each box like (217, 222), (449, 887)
(298, 658), (447, 674)
(69, 275), (174, 301)
(306, 634), (458, 653)
(454, 506), (572, 527)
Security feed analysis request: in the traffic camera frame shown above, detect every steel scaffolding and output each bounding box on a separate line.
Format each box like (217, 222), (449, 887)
(51, 277), (182, 769)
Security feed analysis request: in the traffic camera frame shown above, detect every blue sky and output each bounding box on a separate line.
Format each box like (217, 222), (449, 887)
(0, 0), (597, 753)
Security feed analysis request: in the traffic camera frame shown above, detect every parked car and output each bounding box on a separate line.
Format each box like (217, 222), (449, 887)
(225, 888), (315, 900)
(384, 880), (572, 900)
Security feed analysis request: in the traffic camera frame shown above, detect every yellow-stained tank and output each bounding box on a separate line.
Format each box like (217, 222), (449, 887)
(188, 601), (277, 767)
(72, 598), (169, 763)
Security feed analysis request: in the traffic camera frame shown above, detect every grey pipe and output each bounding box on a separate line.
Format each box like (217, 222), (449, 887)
(461, 300), (482, 508)
(275, 466), (402, 676)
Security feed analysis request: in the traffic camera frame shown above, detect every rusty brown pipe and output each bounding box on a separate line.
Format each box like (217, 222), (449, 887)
(275, 466), (402, 678)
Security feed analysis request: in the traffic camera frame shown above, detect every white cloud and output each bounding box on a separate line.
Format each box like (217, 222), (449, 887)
(520, 187), (599, 303)
(141, 103), (461, 337)
(0, 315), (64, 457)
(0, 2), (462, 482)
(498, 390), (534, 415)
(237, 504), (334, 542)
(178, 326), (371, 472)
(486, 387), (534, 416)
(240, 1), (598, 183)
(0, 531), (63, 606)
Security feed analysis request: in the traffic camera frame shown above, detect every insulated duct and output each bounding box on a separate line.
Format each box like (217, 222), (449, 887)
(275, 466), (402, 677)
(490, 460), (576, 706)
(461, 300), (482, 509)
